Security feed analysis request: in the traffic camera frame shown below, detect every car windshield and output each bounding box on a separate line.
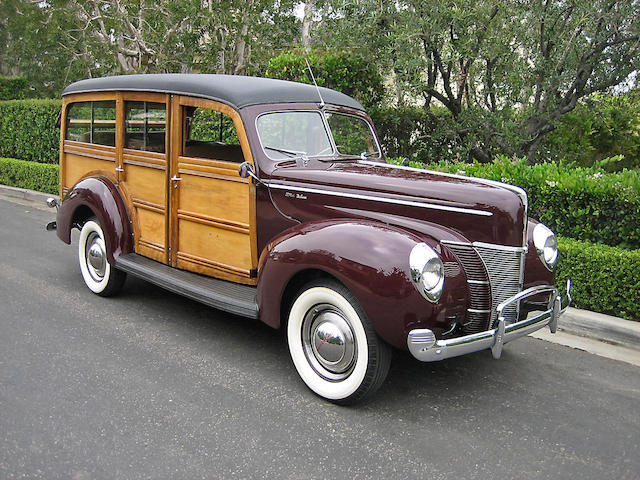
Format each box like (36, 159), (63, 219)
(256, 110), (380, 160)
(325, 112), (380, 157)
(257, 111), (332, 159)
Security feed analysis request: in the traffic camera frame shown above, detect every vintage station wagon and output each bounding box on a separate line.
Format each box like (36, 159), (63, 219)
(48, 74), (571, 404)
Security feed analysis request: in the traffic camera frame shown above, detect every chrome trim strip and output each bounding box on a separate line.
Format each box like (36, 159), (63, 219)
(473, 241), (527, 253)
(441, 239), (526, 251)
(468, 308), (491, 313)
(467, 280), (489, 285)
(267, 183), (493, 216)
(408, 284), (563, 362)
(364, 160), (527, 206)
(367, 161), (529, 246)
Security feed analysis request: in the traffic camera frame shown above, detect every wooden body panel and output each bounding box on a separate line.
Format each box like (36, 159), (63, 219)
(169, 96), (257, 285)
(60, 91), (257, 285)
(62, 141), (116, 190)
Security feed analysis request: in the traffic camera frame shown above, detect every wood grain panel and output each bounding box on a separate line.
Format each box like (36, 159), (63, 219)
(63, 153), (115, 190)
(176, 218), (252, 275)
(135, 207), (166, 263)
(177, 209), (249, 234)
(177, 173), (250, 226)
(123, 164), (166, 208)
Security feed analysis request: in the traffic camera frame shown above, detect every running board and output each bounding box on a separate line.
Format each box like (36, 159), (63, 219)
(115, 253), (259, 319)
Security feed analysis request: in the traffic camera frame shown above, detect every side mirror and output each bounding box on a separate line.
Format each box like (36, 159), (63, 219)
(238, 161), (264, 185)
(238, 161), (254, 179)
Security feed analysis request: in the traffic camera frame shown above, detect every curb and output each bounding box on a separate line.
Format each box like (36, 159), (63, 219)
(0, 184), (54, 204)
(1, 184), (638, 352)
(559, 307), (640, 351)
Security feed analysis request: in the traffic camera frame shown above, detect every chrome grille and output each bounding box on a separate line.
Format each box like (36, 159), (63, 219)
(474, 244), (525, 326)
(445, 244), (491, 334)
(444, 242), (525, 331)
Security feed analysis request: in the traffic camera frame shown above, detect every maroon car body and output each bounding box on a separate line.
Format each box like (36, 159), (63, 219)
(50, 74), (569, 403)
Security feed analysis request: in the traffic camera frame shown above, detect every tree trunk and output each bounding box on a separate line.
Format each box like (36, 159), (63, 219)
(301, 1), (315, 50)
(233, 1), (253, 75)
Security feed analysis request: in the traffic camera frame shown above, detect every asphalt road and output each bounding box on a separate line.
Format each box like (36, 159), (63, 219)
(1, 196), (639, 480)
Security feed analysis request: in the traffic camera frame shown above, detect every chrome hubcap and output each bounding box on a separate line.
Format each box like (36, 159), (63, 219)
(302, 304), (356, 381)
(85, 232), (106, 281)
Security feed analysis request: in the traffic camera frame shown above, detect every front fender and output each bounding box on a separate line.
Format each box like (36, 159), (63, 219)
(257, 219), (466, 349)
(56, 175), (133, 264)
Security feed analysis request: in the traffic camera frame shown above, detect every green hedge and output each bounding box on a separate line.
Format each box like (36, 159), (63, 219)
(0, 76), (29, 100)
(392, 156), (640, 250)
(0, 99), (61, 164)
(0, 157), (59, 194)
(556, 237), (640, 321)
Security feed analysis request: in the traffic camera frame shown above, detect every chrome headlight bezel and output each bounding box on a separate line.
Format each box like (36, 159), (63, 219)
(533, 223), (558, 271)
(409, 243), (445, 302)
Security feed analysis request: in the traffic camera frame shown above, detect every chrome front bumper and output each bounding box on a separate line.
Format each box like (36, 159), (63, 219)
(407, 282), (571, 362)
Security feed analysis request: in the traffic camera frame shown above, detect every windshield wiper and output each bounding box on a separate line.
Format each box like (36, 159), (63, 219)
(264, 146), (307, 158)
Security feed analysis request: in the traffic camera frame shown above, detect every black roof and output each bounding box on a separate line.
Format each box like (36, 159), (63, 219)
(62, 74), (364, 110)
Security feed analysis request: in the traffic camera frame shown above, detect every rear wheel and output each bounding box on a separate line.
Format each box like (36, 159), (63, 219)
(78, 217), (126, 296)
(287, 279), (391, 404)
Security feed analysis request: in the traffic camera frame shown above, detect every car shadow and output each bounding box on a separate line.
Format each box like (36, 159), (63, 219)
(116, 274), (545, 413)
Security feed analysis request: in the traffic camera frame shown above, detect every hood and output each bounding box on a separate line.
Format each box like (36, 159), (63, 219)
(266, 160), (527, 247)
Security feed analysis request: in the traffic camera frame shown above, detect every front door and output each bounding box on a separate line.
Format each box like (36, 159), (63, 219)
(168, 96), (257, 285)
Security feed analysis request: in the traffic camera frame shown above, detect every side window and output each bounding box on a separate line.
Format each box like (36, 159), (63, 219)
(125, 101), (166, 153)
(182, 106), (244, 163)
(65, 101), (116, 146)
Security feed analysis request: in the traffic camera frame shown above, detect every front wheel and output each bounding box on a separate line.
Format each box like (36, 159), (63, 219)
(287, 280), (391, 404)
(78, 217), (126, 297)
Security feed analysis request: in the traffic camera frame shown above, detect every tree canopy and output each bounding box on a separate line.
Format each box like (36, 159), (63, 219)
(1, 0), (639, 162)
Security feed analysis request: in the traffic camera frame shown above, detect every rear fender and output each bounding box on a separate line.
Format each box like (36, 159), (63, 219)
(56, 175), (133, 264)
(257, 219), (466, 349)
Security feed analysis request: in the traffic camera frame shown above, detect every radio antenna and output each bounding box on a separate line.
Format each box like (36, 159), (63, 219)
(305, 57), (325, 108)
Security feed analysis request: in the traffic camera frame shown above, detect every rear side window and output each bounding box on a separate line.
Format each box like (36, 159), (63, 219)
(125, 101), (166, 153)
(65, 101), (116, 146)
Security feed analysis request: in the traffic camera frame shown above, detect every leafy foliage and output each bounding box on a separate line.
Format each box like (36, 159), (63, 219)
(0, 76), (29, 100)
(370, 105), (469, 161)
(389, 156), (640, 249)
(265, 50), (385, 108)
(0, 157), (59, 194)
(0, 100), (61, 164)
(318, 0), (640, 163)
(541, 92), (640, 170)
(0, 0), (299, 96)
(556, 237), (640, 321)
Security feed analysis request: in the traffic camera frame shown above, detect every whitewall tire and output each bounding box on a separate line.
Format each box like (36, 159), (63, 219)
(287, 280), (391, 404)
(78, 217), (126, 297)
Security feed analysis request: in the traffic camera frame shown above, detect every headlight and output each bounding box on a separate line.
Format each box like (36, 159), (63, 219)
(533, 223), (558, 270)
(409, 243), (445, 302)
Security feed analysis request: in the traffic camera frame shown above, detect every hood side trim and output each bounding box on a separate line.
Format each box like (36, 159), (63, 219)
(268, 183), (493, 217)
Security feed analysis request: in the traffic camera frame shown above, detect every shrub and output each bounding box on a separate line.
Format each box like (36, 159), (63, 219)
(0, 76), (29, 100)
(540, 91), (640, 171)
(0, 157), (59, 194)
(0, 99), (61, 164)
(265, 50), (385, 108)
(556, 237), (640, 321)
(369, 106), (466, 161)
(391, 156), (640, 250)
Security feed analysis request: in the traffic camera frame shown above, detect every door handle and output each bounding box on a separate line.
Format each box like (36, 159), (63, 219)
(171, 175), (182, 181)
(115, 166), (124, 172)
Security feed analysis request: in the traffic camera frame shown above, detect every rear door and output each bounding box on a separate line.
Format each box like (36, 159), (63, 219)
(117, 93), (170, 263)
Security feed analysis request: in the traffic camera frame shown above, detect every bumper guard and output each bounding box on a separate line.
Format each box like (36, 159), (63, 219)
(408, 281), (572, 362)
